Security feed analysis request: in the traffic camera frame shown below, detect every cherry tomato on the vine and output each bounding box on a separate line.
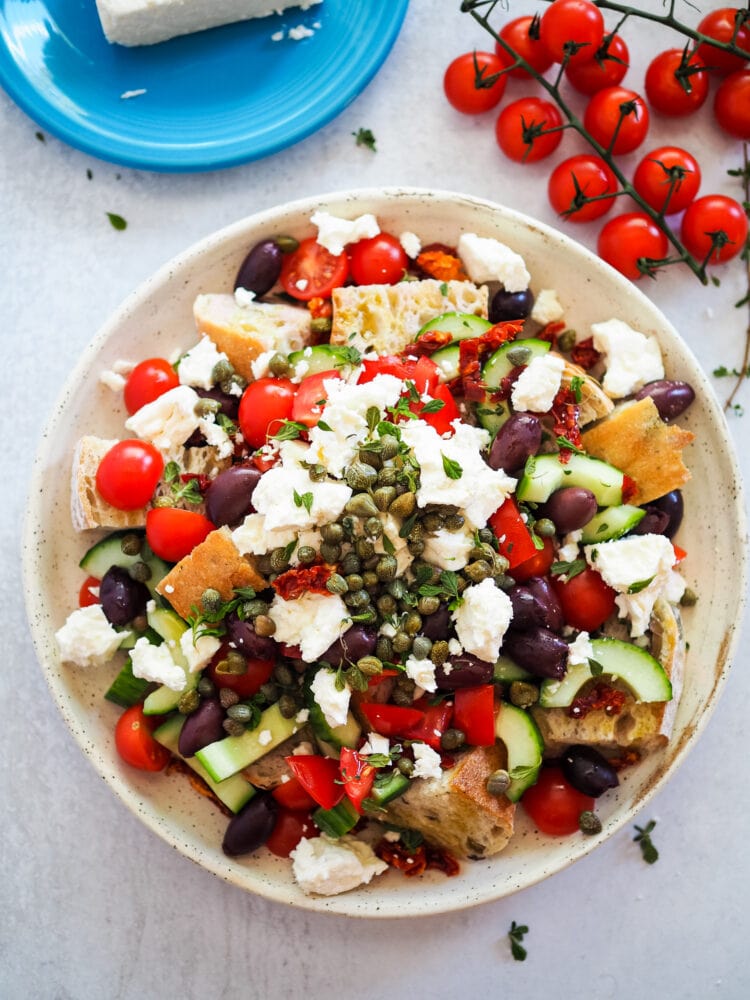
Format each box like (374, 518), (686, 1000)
(522, 766), (595, 836)
(714, 69), (750, 139)
(96, 439), (164, 510)
(145, 507), (215, 562)
(564, 32), (629, 94)
(597, 212), (669, 282)
(496, 16), (554, 78)
(694, 8), (750, 76)
(680, 194), (749, 265)
(123, 358), (180, 415)
(645, 48), (709, 116)
(443, 51), (508, 114)
(548, 154), (618, 222)
(238, 376), (296, 448)
(279, 237), (348, 301)
(114, 704), (171, 772)
(349, 233), (409, 285)
(632, 146), (701, 215)
(495, 96), (563, 163)
(584, 86), (650, 155)
(539, 0), (605, 65)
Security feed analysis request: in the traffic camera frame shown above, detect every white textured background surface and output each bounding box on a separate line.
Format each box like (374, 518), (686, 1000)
(2, 1), (749, 997)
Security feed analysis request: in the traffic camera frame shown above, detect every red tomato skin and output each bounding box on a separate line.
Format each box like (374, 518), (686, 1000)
(238, 377), (296, 448)
(114, 704), (171, 772)
(271, 776), (318, 812)
(349, 234), (409, 285)
(645, 49), (709, 117)
(597, 212), (668, 281)
(680, 195), (749, 264)
(291, 370), (341, 428)
(522, 766), (595, 835)
(453, 685), (496, 747)
(552, 566), (617, 631)
(584, 86), (650, 155)
(444, 51), (508, 114)
(409, 384), (461, 435)
(495, 97), (563, 163)
(280, 238), (348, 301)
(266, 808), (317, 858)
(489, 496), (539, 570)
(695, 8), (750, 76)
(339, 748), (376, 813)
(405, 700), (454, 751)
(548, 154), (618, 222)
(564, 33), (629, 94)
(497, 16), (554, 78)
(123, 358), (179, 415)
(357, 356), (411, 383)
(78, 575), (101, 608)
(632, 146), (701, 215)
(145, 508), (215, 562)
(359, 703), (425, 739)
(539, 0), (605, 64)
(96, 440), (164, 511)
(208, 650), (275, 699)
(285, 756), (345, 811)
(714, 70), (750, 139)
(510, 537), (556, 583)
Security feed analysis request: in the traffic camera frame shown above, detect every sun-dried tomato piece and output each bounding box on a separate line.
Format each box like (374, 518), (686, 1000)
(571, 336), (602, 370)
(569, 683), (627, 720)
(179, 472), (211, 494)
(535, 320), (566, 347)
(622, 475), (638, 503)
(416, 243), (468, 282)
(457, 321), (524, 398)
(425, 845), (460, 877)
(411, 329), (454, 355)
(550, 385), (582, 463)
(375, 839), (460, 877)
(272, 564), (333, 601)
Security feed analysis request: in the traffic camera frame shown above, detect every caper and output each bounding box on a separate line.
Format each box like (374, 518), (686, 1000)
(392, 631), (413, 654)
(362, 571), (379, 590)
(496, 574), (516, 591)
(389, 491), (416, 518)
(557, 328), (577, 353)
(407, 521), (424, 543)
(387, 578), (408, 600)
(680, 587), (698, 607)
(120, 533), (143, 556)
(275, 234), (299, 253)
(358, 449), (382, 470)
(509, 681), (539, 708)
(340, 552), (361, 575)
(340, 516), (357, 539)
(242, 598), (269, 618)
(579, 810), (602, 836)
(441, 728), (466, 751)
(373, 486), (397, 511)
(491, 552), (510, 575)
(375, 554), (398, 582)
(227, 703), (253, 723)
(465, 560), (493, 583)
(212, 359), (234, 383)
(345, 573), (364, 591)
(416, 595), (441, 616)
(397, 757), (415, 777)
(364, 516), (383, 538)
(357, 655), (383, 677)
(380, 436), (401, 460)
(268, 352), (291, 377)
(259, 682), (279, 703)
(178, 689), (200, 715)
(345, 493), (379, 519)
(254, 614), (276, 637)
(477, 527), (495, 545)
(256, 554), (274, 575)
(411, 636), (433, 661)
(344, 589), (370, 609)
(320, 542), (342, 563)
(194, 397), (222, 417)
(376, 636), (394, 661)
(201, 587), (223, 613)
(376, 466), (397, 487)
(345, 461), (378, 491)
(534, 517), (557, 538)
(273, 664), (294, 687)
(308, 464), (328, 483)
(469, 542), (495, 563)
(270, 547), (291, 572)
(326, 573), (349, 595)
(219, 687), (240, 708)
(506, 346), (532, 368)
(355, 538), (375, 560)
(278, 693), (299, 719)
(403, 611), (422, 635)
(129, 561), (152, 583)
(311, 317), (332, 336)
(392, 685), (414, 707)
(321, 522), (344, 544)
(444, 513), (466, 532)
(422, 512), (445, 533)
(223, 718), (246, 737)
(216, 650), (247, 676)
(485, 769), (510, 797)
(197, 676), (216, 697)
(431, 640), (449, 667)
(407, 539), (425, 556)
(296, 545), (317, 565)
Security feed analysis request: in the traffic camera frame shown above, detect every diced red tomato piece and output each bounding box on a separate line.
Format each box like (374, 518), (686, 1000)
(285, 755), (344, 810)
(409, 383), (461, 435)
(78, 575), (101, 608)
(271, 775), (318, 812)
(510, 536), (555, 583)
(357, 356), (412, 383)
(405, 698), (454, 751)
(358, 702), (425, 738)
(411, 356), (441, 395)
(266, 808), (317, 858)
(453, 685), (496, 747)
(489, 496), (539, 569)
(339, 747), (376, 814)
(291, 370), (342, 427)
(672, 544), (687, 563)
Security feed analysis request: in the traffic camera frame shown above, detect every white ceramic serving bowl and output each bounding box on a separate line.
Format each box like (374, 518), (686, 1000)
(23, 188), (747, 918)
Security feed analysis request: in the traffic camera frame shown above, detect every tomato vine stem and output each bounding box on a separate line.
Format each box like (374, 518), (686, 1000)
(724, 144), (750, 413)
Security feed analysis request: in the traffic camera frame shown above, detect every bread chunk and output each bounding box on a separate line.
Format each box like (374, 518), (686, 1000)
(241, 726), (315, 789)
(383, 745), (515, 858)
(330, 280), (488, 356)
(71, 436), (148, 531)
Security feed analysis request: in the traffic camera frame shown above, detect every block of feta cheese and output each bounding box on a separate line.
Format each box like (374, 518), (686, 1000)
(95, 0), (322, 48)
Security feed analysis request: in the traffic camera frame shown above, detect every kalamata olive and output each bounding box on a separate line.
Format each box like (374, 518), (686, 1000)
(649, 489), (684, 539)
(631, 507), (671, 536)
(502, 627), (568, 679)
(195, 387), (240, 420)
(544, 487), (598, 534)
(635, 379), (695, 421)
(420, 604), (452, 641)
(222, 794), (279, 857)
(226, 613), (277, 659)
(178, 698), (224, 757)
(561, 745), (619, 798)
(435, 653), (494, 690)
(234, 239), (283, 299)
(99, 566), (149, 626)
(488, 413), (543, 473)
(489, 287), (534, 323)
(525, 577), (564, 632)
(320, 625), (377, 667)
(205, 465), (262, 528)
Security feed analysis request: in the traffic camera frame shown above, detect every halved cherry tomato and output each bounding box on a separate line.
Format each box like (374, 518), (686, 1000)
(78, 575), (101, 608)
(208, 649), (275, 699)
(453, 685), (496, 747)
(291, 370), (342, 427)
(266, 808), (317, 858)
(339, 747), (376, 814)
(271, 775), (318, 812)
(522, 765), (595, 835)
(552, 566), (616, 631)
(285, 755), (344, 810)
(349, 233), (409, 285)
(510, 537), (556, 583)
(280, 237), (348, 301)
(238, 377), (296, 448)
(145, 508), (215, 562)
(405, 699), (454, 750)
(96, 440), (164, 511)
(114, 704), (171, 772)
(489, 496), (539, 570)
(123, 358), (179, 415)
(359, 702), (425, 739)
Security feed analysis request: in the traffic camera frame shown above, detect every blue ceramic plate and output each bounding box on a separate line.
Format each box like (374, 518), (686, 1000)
(0, 0), (409, 172)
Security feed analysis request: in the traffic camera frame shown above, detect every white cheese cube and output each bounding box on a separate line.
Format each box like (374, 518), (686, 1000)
(310, 211), (380, 257)
(457, 233), (530, 292)
(310, 668), (351, 728)
(268, 592), (348, 662)
(590, 318), (665, 399)
(124, 384), (200, 459)
(56, 605), (128, 669)
(290, 835), (387, 896)
(178, 335), (228, 391)
(452, 578), (513, 662)
(130, 637), (186, 691)
(511, 353), (565, 413)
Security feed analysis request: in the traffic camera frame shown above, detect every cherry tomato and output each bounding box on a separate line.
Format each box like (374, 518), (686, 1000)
(358, 702), (425, 739)
(564, 33), (629, 94)
(238, 377), (295, 448)
(114, 704), (171, 772)
(96, 439), (164, 511)
(552, 566), (616, 631)
(271, 776), (318, 812)
(539, 0), (605, 65)
(695, 8), (750, 76)
(645, 49), (709, 116)
(632, 146), (701, 215)
(291, 370), (342, 428)
(265, 808), (317, 858)
(279, 237), (348, 301)
(495, 97), (563, 163)
(522, 765), (595, 835)
(78, 575), (101, 608)
(123, 358), (179, 415)
(145, 508), (215, 562)
(509, 536), (555, 583)
(714, 69), (750, 139)
(349, 233), (409, 285)
(548, 154), (618, 222)
(208, 650), (275, 699)
(453, 685), (496, 747)
(443, 51), (509, 114)
(597, 212), (668, 281)
(680, 194), (748, 265)
(496, 16), (554, 78)
(584, 86), (650, 155)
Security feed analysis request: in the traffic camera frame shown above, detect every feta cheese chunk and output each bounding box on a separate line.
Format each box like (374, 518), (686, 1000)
(290, 835), (387, 896)
(422, 527), (474, 570)
(457, 233), (531, 292)
(178, 335), (228, 390)
(310, 668), (351, 728)
(250, 464), (352, 531)
(359, 734), (390, 757)
(452, 578), (513, 662)
(56, 605), (128, 669)
(310, 210), (380, 256)
(399, 231), (422, 258)
(530, 288), (565, 326)
(130, 637), (186, 691)
(567, 631), (594, 667)
(268, 592), (348, 662)
(125, 384), (200, 459)
(590, 318), (665, 399)
(404, 654), (438, 694)
(179, 630), (221, 674)
(557, 529), (583, 565)
(511, 353), (565, 413)
(411, 742), (443, 781)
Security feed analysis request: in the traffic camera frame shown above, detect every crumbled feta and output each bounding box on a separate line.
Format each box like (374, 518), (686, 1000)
(112, 359), (136, 376)
(310, 668), (351, 728)
(99, 369), (127, 392)
(399, 419), (516, 529)
(234, 287), (256, 307)
(422, 527), (474, 570)
(56, 605), (127, 669)
(232, 514), (296, 556)
(457, 233), (530, 292)
(359, 734), (390, 757)
(179, 630), (221, 674)
(557, 529), (583, 565)
(411, 742), (443, 781)
(310, 210), (380, 257)
(511, 353), (565, 413)
(399, 231), (422, 258)
(290, 358), (310, 383)
(250, 349), (276, 380)
(250, 464), (352, 531)
(448, 637), (463, 656)
(178, 335), (228, 390)
(530, 288), (564, 326)
(258, 729), (273, 747)
(404, 654), (438, 693)
(197, 413), (234, 459)
(125, 384), (200, 459)
(268, 593), (348, 662)
(295, 708), (310, 724)
(567, 630), (594, 667)
(290, 835), (387, 896)
(452, 578), (513, 662)
(288, 23), (314, 39)
(590, 318), (665, 399)
(130, 637), (186, 691)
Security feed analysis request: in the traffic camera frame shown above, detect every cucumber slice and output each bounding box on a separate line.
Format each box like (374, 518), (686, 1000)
(364, 769), (410, 811)
(196, 703), (301, 782)
(538, 637), (672, 709)
(494, 702), (544, 802)
(313, 797), (360, 838)
(493, 655), (533, 684)
(515, 454), (566, 504)
(482, 338), (551, 389)
(104, 657), (152, 708)
(141, 607), (197, 716)
(287, 344), (358, 376)
(416, 312), (492, 341)
(580, 505), (646, 544)
(305, 671), (362, 749)
(79, 530), (171, 599)
(516, 453), (624, 506)
(430, 343), (461, 382)
(153, 715), (256, 814)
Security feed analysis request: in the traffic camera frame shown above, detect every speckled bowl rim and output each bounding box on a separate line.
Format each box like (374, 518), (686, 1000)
(23, 188), (748, 917)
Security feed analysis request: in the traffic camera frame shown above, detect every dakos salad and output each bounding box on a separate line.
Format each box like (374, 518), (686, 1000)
(55, 210), (696, 896)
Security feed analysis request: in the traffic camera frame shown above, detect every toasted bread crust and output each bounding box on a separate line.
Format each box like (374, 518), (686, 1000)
(71, 436), (148, 532)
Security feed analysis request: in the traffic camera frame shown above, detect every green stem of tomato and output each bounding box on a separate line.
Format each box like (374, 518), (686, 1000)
(724, 144), (750, 413)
